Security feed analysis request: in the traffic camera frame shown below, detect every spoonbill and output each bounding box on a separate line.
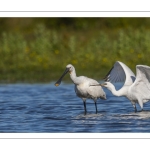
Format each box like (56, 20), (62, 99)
(92, 61), (150, 112)
(55, 64), (106, 115)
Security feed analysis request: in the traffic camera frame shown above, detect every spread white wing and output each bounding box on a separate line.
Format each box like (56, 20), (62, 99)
(104, 61), (136, 86)
(130, 65), (150, 100)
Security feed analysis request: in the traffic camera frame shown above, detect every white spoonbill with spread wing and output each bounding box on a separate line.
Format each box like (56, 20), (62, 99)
(92, 61), (150, 112)
(55, 64), (106, 114)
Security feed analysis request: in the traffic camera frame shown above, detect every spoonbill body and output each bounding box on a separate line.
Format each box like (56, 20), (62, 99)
(92, 61), (150, 112)
(55, 64), (106, 114)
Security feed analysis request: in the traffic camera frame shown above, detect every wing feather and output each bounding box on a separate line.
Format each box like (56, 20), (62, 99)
(130, 65), (150, 100)
(104, 61), (135, 86)
(88, 79), (106, 99)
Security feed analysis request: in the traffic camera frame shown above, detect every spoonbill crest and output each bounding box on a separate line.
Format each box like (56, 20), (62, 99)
(55, 64), (106, 115)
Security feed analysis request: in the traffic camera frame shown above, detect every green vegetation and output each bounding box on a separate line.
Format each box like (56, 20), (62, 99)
(0, 18), (150, 83)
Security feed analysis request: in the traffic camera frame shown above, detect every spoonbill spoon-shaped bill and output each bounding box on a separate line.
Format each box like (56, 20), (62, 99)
(55, 67), (69, 86)
(55, 64), (106, 115)
(92, 61), (150, 112)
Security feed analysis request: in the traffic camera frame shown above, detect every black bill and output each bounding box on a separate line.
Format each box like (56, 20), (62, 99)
(90, 84), (102, 86)
(90, 83), (107, 87)
(55, 68), (70, 86)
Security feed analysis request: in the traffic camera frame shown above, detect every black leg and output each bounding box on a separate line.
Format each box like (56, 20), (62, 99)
(83, 101), (87, 115)
(133, 104), (137, 113)
(94, 101), (98, 114)
(134, 105), (137, 113)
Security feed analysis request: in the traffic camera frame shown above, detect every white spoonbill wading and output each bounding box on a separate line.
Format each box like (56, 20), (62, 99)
(92, 61), (150, 112)
(55, 64), (106, 115)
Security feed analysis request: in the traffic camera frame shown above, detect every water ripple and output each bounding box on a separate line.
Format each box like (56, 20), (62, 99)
(0, 83), (150, 132)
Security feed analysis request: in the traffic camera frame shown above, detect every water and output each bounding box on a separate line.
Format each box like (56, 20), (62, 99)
(0, 82), (150, 133)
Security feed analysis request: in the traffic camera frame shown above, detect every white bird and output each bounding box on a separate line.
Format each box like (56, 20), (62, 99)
(92, 61), (150, 112)
(55, 64), (106, 114)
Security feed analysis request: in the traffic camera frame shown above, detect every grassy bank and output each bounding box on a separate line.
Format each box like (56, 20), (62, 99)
(0, 22), (150, 83)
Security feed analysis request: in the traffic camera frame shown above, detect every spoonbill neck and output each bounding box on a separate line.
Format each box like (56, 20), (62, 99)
(106, 83), (126, 97)
(69, 69), (80, 85)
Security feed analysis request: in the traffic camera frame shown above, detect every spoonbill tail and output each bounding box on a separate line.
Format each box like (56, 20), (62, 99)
(55, 64), (106, 115)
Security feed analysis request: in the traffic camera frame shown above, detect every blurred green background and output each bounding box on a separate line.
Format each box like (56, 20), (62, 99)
(0, 18), (150, 83)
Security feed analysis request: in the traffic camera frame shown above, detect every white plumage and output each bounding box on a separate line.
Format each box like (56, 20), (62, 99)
(55, 64), (106, 114)
(98, 61), (150, 112)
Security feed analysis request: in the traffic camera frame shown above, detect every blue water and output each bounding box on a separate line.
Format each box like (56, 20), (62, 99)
(0, 82), (150, 133)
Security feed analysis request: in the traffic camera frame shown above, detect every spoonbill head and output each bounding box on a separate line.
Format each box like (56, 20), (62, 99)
(55, 64), (106, 115)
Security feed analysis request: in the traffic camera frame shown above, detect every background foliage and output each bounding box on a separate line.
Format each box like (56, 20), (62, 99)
(0, 18), (150, 83)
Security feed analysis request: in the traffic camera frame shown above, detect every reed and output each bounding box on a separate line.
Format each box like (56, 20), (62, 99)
(0, 24), (150, 83)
